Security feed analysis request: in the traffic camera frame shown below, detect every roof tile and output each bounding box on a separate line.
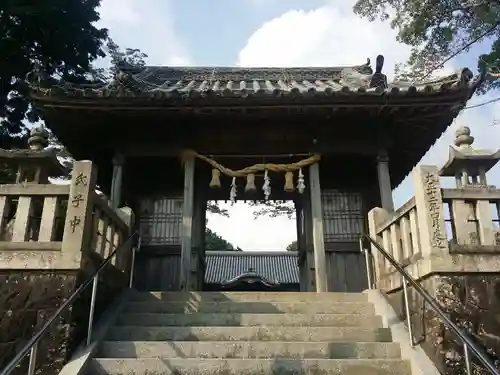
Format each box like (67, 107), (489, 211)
(204, 251), (299, 284)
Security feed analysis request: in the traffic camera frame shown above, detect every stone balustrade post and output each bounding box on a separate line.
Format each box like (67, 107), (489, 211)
(367, 207), (390, 285)
(412, 165), (448, 257)
(61, 161), (97, 260)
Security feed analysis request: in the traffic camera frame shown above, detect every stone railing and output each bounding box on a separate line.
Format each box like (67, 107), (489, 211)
(0, 160), (134, 375)
(368, 196), (421, 286)
(368, 165), (500, 375)
(0, 160), (132, 269)
(0, 184), (70, 250)
(368, 165), (500, 289)
(89, 191), (132, 272)
(441, 188), (500, 251)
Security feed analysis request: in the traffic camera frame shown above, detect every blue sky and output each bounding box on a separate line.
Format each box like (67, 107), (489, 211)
(96, 0), (500, 251)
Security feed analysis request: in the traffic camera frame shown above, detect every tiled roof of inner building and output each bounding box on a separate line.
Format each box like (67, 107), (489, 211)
(30, 55), (481, 101)
(204, 251), (299, 284)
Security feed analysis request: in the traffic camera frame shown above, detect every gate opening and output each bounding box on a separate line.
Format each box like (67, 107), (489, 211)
(204, 200), (299, 291)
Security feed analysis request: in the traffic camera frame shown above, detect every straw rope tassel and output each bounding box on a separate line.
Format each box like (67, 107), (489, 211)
(297, 168), (305, 194)
(210, 168), (221, 188)
(245, 173), (256, 192)
(230, 177), (237, 204)
(284, 171), (294, 192)
(263, 170), (271, 200)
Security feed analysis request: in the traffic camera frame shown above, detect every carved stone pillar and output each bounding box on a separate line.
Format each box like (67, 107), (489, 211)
(413, 165), (447, 257)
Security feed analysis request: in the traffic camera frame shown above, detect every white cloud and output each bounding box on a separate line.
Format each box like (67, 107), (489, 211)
(237, 5), (411, 81)
(96, 0), (192, 66)
(97, 0), (141, 26)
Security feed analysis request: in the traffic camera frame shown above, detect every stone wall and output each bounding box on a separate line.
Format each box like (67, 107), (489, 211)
(0, 258), (128, 375)
(0, 271), (78, 375)
(386, 274), (500, 375)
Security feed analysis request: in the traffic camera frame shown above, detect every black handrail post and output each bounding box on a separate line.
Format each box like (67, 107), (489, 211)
(129, 234), (140, 289)
(402, 277), (414, 346)
(86, 273), (99, 346)
(27, 344), (37, 375)
(360, 237), (373, 290)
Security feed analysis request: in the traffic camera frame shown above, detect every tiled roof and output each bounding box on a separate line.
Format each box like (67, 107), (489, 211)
(204, 251), (299, 284)
(30, 55), (480, 101)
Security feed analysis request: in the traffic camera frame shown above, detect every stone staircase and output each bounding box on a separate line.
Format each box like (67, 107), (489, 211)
(88, 292), (412, 375)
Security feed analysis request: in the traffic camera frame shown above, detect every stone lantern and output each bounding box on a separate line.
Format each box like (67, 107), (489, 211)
(0, 126), (68, 241)
(0, 126), (67, 184)
(439, 126), (500, 188)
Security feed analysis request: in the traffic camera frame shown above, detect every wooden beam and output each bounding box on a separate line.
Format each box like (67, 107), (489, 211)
(309, 162), (328, 292)
(122, 140), (380, 158)
(180, 155), (195, 291)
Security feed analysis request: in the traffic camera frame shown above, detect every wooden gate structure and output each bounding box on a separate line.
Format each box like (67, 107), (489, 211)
(29, 55), (482, 292)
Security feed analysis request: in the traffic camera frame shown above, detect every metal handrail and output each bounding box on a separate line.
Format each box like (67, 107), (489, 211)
(0, 231), (140, 375)
(360, 234), (500, 375)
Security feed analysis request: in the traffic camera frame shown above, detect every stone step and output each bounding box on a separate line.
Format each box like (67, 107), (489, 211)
(90, 358), (411, 375)
(123, 301), (374, 315)
(130, 291), (368, 303)
(98, 341), (402, 359)
(116, 313), (383, 327)
(105, 326), (392, 342)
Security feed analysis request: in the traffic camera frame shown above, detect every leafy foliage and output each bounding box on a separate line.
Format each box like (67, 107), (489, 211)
(205, 228), (242, 251)
(247, 200), (296, 219)
(353, 0), (500, 91)
(90, 38), (148, 82)
(0, 1), (108, 138)
(206, 202), (229, 217)
(207, 200), (296, 219)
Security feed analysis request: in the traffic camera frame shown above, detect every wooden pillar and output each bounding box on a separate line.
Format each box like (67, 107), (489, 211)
(376, 151), (394, 212)
(302, 192), (314, 291)
(295, 201), (308, 292)
(180, 156), (195, 291)
(110, 153), (124, 210)
(309, 162), (328, 293)
(190, 187), (207, 291)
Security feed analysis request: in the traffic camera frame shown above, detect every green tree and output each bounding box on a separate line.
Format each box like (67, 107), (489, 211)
(206, 200), (295, 219)
(0, 1), (108, 146)
(352, 0), (500, 92)
(248, 200), (296, 219)
(205, 228), (242, 251)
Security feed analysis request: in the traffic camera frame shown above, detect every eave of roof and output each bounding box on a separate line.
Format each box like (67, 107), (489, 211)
(29, 57), (481, 105)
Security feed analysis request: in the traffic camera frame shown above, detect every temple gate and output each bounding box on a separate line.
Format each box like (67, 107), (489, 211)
(24, 54), (481, 293)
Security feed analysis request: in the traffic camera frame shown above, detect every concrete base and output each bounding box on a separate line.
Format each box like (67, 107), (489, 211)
(364, 289), (441, 375)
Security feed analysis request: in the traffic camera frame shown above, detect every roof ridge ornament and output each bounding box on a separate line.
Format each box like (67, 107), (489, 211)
(369, 55), (388, 89)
